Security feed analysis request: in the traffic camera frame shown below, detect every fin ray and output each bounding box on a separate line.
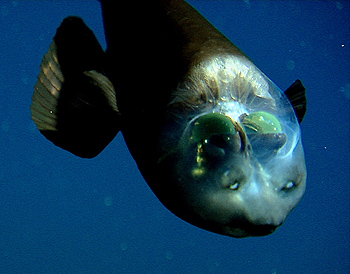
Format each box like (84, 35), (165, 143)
(31, 16), (121, 158)
(284, 79), (307, 123)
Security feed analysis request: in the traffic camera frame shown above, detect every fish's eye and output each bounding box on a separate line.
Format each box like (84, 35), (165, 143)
(242, 111), (282, 134)
(190, 113), (237, 177)
(191, 113), (236, 143)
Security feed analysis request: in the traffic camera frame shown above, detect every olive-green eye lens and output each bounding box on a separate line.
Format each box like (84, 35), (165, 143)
(192, 113), (236, 143)
(242, 111), (282, 134)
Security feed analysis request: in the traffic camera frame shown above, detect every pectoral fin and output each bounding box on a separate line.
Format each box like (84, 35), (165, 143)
(284, 79), (307, 123)
(31, 17), (121, 158)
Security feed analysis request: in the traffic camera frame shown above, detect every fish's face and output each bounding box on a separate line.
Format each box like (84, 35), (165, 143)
(154, 56), (306, 237)
(159, 112), (306, 237)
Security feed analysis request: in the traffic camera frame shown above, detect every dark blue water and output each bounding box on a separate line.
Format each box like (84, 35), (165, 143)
(0, 1), (349, 273)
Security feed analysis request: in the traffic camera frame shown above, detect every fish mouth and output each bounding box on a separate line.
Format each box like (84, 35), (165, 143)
(223, 222), (280, 238)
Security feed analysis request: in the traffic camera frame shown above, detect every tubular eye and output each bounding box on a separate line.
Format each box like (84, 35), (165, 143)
(191, 113), (236, 144)
(241, 111), (287, 155)
(190, 113), (238, 176)
(242, 111), (282, 134)
(202, 139), (226, 159)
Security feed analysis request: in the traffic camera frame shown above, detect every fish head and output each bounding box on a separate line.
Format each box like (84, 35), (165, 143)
(154, 56), (306, 237)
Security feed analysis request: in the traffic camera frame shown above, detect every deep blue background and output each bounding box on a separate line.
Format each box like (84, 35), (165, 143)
(0, 1), (349, 273)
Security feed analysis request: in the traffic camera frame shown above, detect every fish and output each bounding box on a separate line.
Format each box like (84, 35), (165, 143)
(31, 0), (307, 238)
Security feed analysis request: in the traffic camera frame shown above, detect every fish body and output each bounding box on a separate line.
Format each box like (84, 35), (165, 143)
(31, 0), (307, 237)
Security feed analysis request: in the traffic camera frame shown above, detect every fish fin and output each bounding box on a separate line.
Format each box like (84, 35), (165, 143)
(284, 79), (307, 123)
(31, 16), (121, 158)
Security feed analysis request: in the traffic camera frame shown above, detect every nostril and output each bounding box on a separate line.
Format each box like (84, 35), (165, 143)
(229, 181), (240, 190)
(280, 181), (296, 191)
(285, 181), (295, 189)
(222, 170), (241, 190)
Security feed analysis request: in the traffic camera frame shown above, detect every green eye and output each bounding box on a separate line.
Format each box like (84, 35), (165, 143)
(190, 113), (236, 177)
(242, 111), (282, 134)
(191, 113), (236, 143)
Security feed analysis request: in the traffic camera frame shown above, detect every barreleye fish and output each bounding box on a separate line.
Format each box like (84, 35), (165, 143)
(31, 0), (307, 238)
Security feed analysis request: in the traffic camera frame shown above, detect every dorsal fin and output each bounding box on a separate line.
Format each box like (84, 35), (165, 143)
(31, 17), (121, 158)
(284, 79), (307, 123)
